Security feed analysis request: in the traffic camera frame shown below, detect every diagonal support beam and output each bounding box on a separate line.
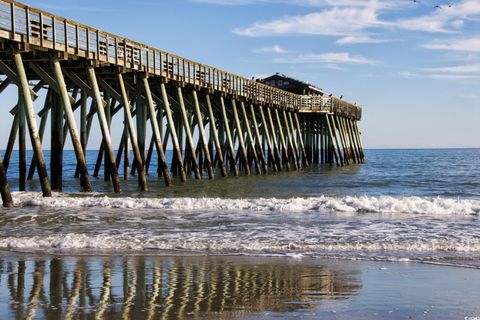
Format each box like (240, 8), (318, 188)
(63, 68), (108, 107)
(0, 78), (12, 95)
(0, 60), (38, 100)
(29, 62), (76, 105)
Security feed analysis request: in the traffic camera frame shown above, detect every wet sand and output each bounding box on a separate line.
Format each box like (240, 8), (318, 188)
(0, 253), (479, 319)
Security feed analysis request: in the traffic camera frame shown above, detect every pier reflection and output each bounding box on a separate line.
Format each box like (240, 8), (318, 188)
(0, 255), (361, 319)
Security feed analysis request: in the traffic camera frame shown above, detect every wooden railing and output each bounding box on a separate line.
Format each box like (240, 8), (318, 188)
(0, 0), (362, 120)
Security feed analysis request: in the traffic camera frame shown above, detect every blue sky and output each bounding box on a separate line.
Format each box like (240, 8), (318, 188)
(8, 0), (480, 148)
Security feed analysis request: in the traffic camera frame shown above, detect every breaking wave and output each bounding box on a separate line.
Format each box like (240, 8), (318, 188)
(11, 192), (480, 216)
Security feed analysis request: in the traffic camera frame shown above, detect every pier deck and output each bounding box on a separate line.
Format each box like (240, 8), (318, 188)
(0, 0), (365, 207)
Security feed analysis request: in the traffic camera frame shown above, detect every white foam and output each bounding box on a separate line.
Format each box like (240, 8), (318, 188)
(2, 233), (480, 254)
(11, 192), (480, 216)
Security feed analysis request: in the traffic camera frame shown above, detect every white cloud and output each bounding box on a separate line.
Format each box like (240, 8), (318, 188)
(396, 0), (480, 33)
(275, 52), (375, 64)
(336, 35), (388, 45)
(252, 45), (290, 53)
(400, 70), (480, 80)
(191, 0), (269, 5)
(233, 7), (384, 37)
(423, 37), (480, 52)
(396, 15), (452, 33)
(427, 74), (480, 80)
(421, 64), (480, 73)
(401, 62), (480, 81)
(399, 71), (415, 79)
(193, 0), (404, 8)
(231, 0), (480, 43)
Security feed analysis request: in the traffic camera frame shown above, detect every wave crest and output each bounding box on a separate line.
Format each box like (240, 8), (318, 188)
(11, 192), (480, 215)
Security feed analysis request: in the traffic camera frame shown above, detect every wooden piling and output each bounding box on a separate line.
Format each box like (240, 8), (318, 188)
(0, 153), (13, 207)
(325, 114), (341, 167)
(261, 105), (281, 172)
(339, 116), (353, 164)
(205, 94), (227, 177)
(294, 113), (308, 167)
(160, 83), (187, 182)
(27, 89), (51, 181)
(14, 53), (52, 197)
(219, 96), (238, 176)
(334, 115), (349, 165)
(192, 90), (214, 179)
(118, 73), (148, 190)
(287, 111), (301, 169)
(142, 74), (172, 186)
(353, 120), (365, 163)
(344, 117), (359, 164)
(282, 109), (299, 170)
(3, 112), (19, 172)
(273, 108), (291, 171)
(231, 99), (250, 176)
(52, 59), (92, 192)
(177, 86), (201, 179)
(104, 94), (114, 182)
(240, 102), (261, 174)
(86, 65), (121, 193)
(50, 90), (64, 191)
(248, 104), (269, 173)
(18, 93), (26, 191)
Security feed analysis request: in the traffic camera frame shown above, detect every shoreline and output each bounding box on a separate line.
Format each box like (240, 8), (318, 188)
(2, 249), (480, 270)
(1, 252), (479, 319)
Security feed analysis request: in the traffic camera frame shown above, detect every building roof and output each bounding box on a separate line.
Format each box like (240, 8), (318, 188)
(259, 73), (330, 96)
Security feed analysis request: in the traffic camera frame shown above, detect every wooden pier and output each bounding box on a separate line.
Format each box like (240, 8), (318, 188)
(0, 0), (364, 207)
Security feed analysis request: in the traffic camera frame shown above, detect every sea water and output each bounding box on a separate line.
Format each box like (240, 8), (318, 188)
(0, 149), (479, 266)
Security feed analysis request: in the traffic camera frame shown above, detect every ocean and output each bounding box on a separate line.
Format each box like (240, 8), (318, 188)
(0, 148), (479, 319)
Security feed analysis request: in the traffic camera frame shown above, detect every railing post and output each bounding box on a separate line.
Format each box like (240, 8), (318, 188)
(25, 6), (30, 43)
(10, 2), (15, 39)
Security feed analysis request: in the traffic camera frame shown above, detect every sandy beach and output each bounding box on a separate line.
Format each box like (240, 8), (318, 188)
(0, 253), (478, 320)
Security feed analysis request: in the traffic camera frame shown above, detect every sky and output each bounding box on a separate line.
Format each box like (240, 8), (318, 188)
(5, 0), (480, 149)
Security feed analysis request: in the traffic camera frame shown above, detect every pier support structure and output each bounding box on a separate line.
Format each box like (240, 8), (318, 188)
(0, 0), (364, 207)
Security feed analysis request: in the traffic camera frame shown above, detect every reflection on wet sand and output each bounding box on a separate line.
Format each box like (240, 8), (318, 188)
(0, 255), (361, 319)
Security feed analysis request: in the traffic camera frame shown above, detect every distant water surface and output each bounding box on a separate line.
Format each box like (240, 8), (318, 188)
(0, 149), (479, 266)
